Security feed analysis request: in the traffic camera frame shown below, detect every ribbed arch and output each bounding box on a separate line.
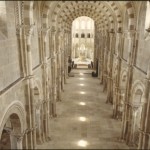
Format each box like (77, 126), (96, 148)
(52, 2), (116, 31)
(40, 1), (136, 32)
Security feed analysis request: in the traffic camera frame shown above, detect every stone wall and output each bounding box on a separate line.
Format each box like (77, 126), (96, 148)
(136, 2), (150, 72)
(0, 1), (21, 91)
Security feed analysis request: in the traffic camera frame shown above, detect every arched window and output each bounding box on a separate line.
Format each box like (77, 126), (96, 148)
(81, 21), (85, 29)
(87, 21), (91, 29)
(87, 33), (90, 38)
(76, 21), (79, 29)
(81, 33), (85, 38)
(75, 33), (79, 38)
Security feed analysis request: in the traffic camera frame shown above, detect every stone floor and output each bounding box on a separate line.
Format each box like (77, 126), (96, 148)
(37, 69), (130, 149)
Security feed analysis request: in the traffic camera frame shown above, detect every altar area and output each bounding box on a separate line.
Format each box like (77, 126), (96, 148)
(72, 58), (92, 69)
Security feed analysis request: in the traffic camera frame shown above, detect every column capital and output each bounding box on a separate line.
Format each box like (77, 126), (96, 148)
(132, 104), (141, 111)
(13, 134), (24, 141)
(109, 29), (115, 34)
(51, 26), (57, 33)
(18, 24), (35, 45)
(116, 31), (122, 36)
(41, 26), (51, 42)
(24, 75), (34, 80)
(127, 30), (137, 39)
(7, 130), (26, 139)
(117, 27), (122, 33)
(16, 24), (34, 37)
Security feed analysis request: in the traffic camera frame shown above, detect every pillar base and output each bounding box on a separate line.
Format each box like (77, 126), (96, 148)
(118, 138), (125, 143)
(57, 98), (62, 102)
(53, 114), (57, 118)
(57, 99), (62, 102)
(49, 115), (53, 118)
(46, 136), (52, 142)
(36, 137), (43, 145)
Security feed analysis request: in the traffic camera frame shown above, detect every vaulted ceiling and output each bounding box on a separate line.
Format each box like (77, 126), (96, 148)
(23, 1), (138, 32)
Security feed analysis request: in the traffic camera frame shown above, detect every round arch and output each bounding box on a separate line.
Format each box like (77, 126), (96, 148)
(0, 101), (26, 149)
(0, 101), (26, 139)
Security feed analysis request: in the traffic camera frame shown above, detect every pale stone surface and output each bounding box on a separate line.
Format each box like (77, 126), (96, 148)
(0, 1), (150, 149)
(37, 69), (129, 149)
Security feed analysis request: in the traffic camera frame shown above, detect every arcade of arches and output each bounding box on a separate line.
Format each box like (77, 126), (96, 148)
(0, 1), (150, 149)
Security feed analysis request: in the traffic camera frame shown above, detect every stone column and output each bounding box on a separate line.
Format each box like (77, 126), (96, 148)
(138, 77), (150, 149)
(60, 31), (64, 89)
(51, 27), (57, 117)
(138, 64), (150, 149)
(57, 29), (62, 102)
(64, 30), (69, 81)
(120, 30), (136, 142)
(41, 27), (51, 141)
(68, 30), (72, 58)
(16, 136), (23, 149)
(94, 29), (97, 69)
(8, 130), (26, 150)
(23, 25), (37, 149)
(11, 135), (23, 149)
(106, 30), (115, 104)
(112, 31), (122, 119)
(102, 31), (109, 91)
(99, 31), (104, 84)
(128, 105), (140, 146)
(16, 25), (26, 77)
(48, 30), (53, 118)
(57, 50), (62, 102)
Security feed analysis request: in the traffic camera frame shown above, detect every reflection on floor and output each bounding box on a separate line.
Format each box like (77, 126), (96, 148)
(37, 69), (129, 149)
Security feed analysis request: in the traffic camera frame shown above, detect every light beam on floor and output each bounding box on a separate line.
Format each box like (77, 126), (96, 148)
(79, 84), (84, 86)
(77, 140), (88, 147)
(79, 78), (84, 80)
(80, 91), (85, 94)
(79, 117), (87, 121)
(80, 73), (84, 75)
(79, 102), (86, 105)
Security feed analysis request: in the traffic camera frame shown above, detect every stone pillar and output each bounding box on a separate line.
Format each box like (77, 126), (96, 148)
(16, 136), (23, 149)
(99, 31), (104, 84)
(10, 134), (17, 149)
(120, 30), (136, 142)
(138, 79), (149, 149)
(102, 31), (109, 90)
(60, 33), (64, 91)
(64, 30), (69, 81)
(61, 50), (65, 91)
(51, 27), (57, 117)
(127, 105), (140, 146)
(8, 130), (25, 150)
(23, 25), (37, 149)
(138, 64), (150, 149)
(16, 25), (26, 77)
(106, 30), (115, 104)
(57, 29), (62, 101)
(68, 30), (72, 58)
(48, 30), (54, 118)
(41, 27), (51, 141)
(112, 31), (122, 119)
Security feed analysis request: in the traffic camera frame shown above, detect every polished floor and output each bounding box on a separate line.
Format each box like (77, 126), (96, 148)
(37, 69), (129, 149)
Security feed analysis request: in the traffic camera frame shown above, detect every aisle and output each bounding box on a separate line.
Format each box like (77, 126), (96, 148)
(37, 69), (129, 149)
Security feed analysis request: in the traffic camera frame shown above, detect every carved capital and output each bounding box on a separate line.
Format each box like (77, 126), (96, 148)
(41, 26), (51, 42)
(17, 24), (35, 45)
(51, 26), (57, 33)
(127, 30), (136, 39)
